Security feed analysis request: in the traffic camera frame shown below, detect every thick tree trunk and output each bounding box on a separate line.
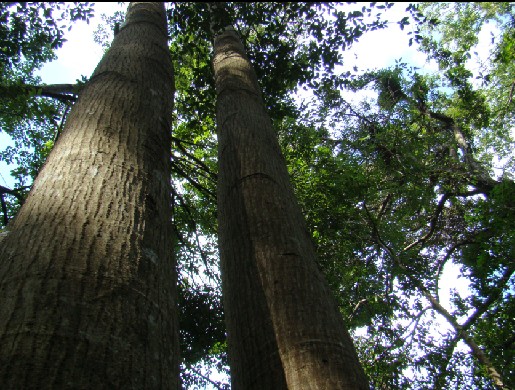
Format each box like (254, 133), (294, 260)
(214, 29), (369, 390)
(0, 3), (179, 389)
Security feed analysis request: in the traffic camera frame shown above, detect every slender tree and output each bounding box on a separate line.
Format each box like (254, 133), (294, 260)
(0, 2), (179, 388)
(213, 27), (369, 389)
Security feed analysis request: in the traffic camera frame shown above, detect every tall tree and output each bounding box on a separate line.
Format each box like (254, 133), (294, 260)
(213, 25), (368, 389)
(166, 3), (392, 386)
(0, 2), (179, 388)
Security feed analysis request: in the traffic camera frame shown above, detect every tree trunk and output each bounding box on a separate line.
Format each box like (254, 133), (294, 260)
(0, 3), (179, 388)
(214, 28), (369, 390)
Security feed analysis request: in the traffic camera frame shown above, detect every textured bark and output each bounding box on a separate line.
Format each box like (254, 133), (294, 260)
(214, 29), (369, 390)
(0, 3), (179, 389)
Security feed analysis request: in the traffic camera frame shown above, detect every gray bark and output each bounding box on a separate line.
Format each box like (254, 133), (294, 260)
(214, 28), (369, 390)
(0, 3), (178, 388)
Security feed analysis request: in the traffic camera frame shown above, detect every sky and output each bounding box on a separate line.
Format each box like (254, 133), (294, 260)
(37, 2), (127, 84)
(0, 2), (498, 385)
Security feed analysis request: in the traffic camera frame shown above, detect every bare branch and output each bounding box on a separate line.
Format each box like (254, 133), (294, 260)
(0, 185), (25, 202)
(0, 83), (79, 103)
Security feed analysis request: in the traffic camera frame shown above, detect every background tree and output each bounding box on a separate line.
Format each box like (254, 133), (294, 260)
(213, 19), (368, 388)
(166, 3), (392, 386)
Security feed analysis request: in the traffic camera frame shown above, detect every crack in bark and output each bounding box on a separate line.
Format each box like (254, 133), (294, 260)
(237, 172), (277, 187)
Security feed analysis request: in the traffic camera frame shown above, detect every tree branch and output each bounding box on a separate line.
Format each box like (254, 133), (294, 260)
(0, 185), (25, 202)
(507, 80), (515, 107)
(363, 200), (509, 389)
(1, 194), (8, 225)
(419, 287), (507, 389)
(172, 136), (218, 181)
(434, 239), (474, 300)
(427, 110), (498, 193)
(171, 186), (215, 271)
(403, 189), (483, 251)
(187, 366), (227, 390)
(461, 267), (514, 332)
(0, 83), (79, 103)
(171, 162), (216, 200)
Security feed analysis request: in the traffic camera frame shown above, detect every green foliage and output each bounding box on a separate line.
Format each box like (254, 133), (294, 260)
(310, 3), (514, 386)
(474, 294), (515, 389)
(0, 2), (94, 70)
(179, 282), (226, 367)
(419, 2), (515, 160)
(375, 68), (407, 110)
(93, 10), (126, 51)
(2, 2), (514, 388)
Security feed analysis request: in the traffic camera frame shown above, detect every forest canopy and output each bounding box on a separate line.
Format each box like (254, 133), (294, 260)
(0, 2), (513, 389)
